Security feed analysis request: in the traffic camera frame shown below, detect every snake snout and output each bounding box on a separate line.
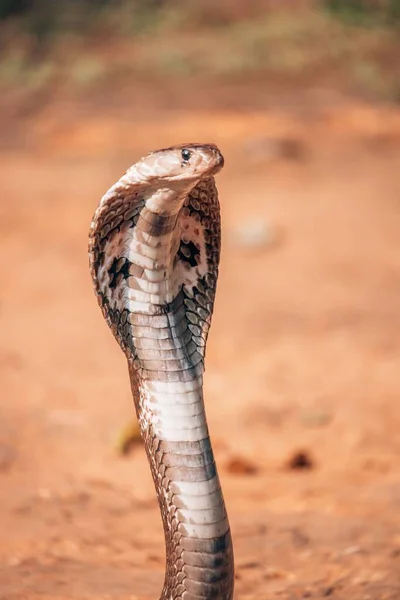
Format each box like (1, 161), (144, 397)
(206, 145), (224, 175)
(215, 149), (224, 169)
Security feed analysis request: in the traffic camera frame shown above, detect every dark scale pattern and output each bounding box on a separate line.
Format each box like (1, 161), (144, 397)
(89, 190), (145, 339)
(181, 275), (213, 359)
(185, 177), (221, 278)
(177, 240), (201, 268)
(103, 300), (135, 356)
(89, 188), (146, 358)
(107, 256), (132, 290)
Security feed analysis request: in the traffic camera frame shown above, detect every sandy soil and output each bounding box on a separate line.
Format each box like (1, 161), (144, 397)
(1, 100), (400, 599)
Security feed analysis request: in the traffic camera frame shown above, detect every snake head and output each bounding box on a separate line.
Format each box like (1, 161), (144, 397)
(133, 143), (224, 186)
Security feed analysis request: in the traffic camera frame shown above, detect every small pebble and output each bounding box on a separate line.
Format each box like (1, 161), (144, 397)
(300, 409), (333, 428)
(0, 442), (16, 472)
(232, 219), (277, 249)
(287, 450), (314, 471)
(225, 456), (258, 475)
(116, 420), (142, 455)
(244, 136), (307, 162)
(342, 545), (362, 556)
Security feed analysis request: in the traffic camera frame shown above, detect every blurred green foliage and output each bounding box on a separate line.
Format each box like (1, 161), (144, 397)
(325, 0), (400, 26)
(0, 0), (29, 20)
(1, 0), (400, 34)
(0, 0), (169, 40)
(0, 1), (398, 102)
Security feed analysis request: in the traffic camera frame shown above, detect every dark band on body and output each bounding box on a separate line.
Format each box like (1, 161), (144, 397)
(138, 207), (178, 236)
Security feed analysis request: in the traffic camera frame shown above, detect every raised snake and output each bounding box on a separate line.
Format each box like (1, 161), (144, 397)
(88, 143), (234, 600)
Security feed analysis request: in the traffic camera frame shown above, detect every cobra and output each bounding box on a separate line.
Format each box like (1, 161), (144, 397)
(89, 143), (234, 600)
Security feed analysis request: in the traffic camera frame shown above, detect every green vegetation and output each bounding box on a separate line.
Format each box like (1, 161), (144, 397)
(1, 1), (400, 36)
(324, 0), (400, 27)
(0, 1), (398, 102)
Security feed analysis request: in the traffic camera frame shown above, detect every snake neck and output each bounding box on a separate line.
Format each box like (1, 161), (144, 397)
(130, 368), (234, 600)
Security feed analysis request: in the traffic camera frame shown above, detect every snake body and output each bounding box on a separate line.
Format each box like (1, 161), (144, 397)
(89, 143), (234, 600)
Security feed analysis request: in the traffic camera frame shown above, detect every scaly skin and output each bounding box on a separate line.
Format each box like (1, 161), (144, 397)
(89, 143), (234, 600)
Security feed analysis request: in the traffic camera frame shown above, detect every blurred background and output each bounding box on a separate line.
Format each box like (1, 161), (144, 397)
(1, 2), (400, 599)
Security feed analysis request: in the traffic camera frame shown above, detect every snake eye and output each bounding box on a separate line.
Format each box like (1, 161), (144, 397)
(181, 148), (191, 162)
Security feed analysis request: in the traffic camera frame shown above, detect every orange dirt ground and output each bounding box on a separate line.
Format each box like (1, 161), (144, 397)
(1, 98), (400, 599)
